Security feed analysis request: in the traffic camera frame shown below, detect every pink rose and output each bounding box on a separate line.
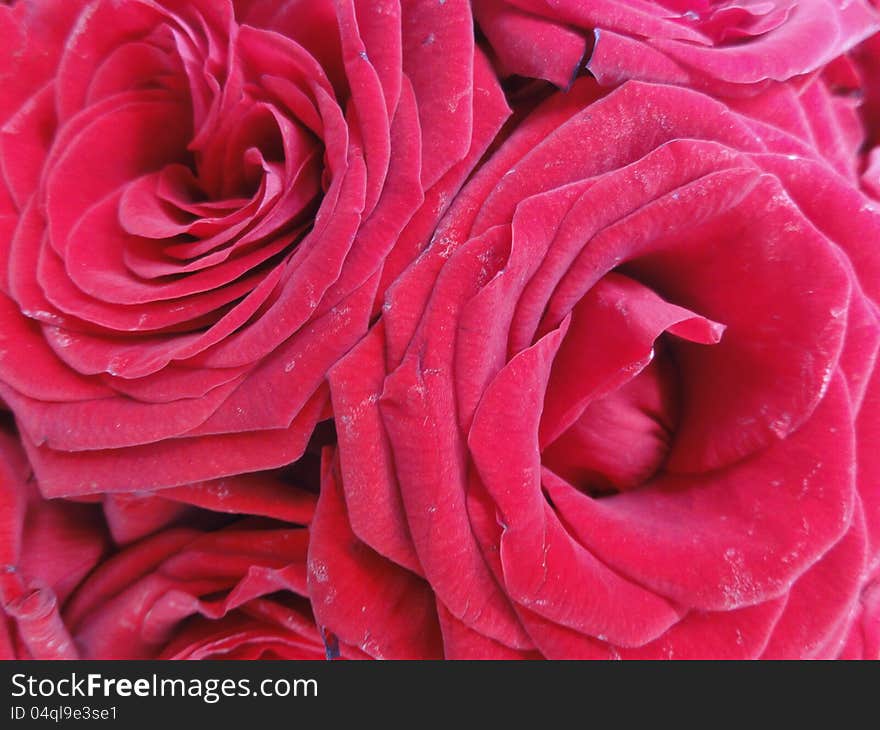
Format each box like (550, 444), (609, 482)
(310, 78), (880, 658)
(0, 0), (508, 496)
(474, 0), (879, 94)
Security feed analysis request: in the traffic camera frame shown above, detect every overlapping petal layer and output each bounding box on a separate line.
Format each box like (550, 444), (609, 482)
(0, 0), (509, 495)
(313, 78), (880, 659)
(0, 0), (878, 662)
(474, 0), (879, 94)
(0, 418), (346, 660)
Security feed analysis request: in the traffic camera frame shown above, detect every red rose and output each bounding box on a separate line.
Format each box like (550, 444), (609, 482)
(0, 417), (347, 660)
(2, 0), (878, 664)
(0, 0), (508, 496)
(63, 521), (333, 660)
(310, 78), (880, 658)
(474, 0), (879, 94)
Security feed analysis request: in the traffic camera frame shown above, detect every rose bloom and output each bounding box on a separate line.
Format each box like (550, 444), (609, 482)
(474, 0), (879, 93)
(1, 419), (355, 660)
(0, 0), (508, 496)
(310, 76), (880, 659)
(2, 0), (879, 663)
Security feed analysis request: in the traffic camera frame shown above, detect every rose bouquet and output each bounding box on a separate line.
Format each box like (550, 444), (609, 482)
(1, 0), (878, 660)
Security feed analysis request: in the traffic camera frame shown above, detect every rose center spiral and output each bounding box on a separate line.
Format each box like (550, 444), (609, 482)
(542, 339), (680, 497)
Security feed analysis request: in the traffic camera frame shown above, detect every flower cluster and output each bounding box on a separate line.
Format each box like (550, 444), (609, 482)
(1, 0), (878, 659)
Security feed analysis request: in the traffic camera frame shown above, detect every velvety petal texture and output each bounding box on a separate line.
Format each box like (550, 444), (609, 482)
(1, 420), (346, 660)
(1, 421), (107, 659)
(474, 0), (880, 94)
(1, 0), (878, 662)
(0, 0), (509, 496)
(313, 77), (880, 659)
